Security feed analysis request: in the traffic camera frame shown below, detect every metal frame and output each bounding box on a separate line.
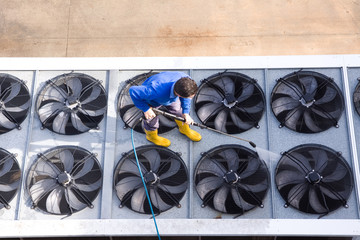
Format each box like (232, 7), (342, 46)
(0, 55), (359, 238)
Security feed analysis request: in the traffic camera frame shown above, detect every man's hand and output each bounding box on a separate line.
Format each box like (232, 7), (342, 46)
(183, 113), (194, 125)
(144, 108), (156, 120)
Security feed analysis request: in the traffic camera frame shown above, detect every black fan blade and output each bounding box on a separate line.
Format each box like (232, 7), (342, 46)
(196, 87), (223, 103)
(271, 97), (300, 116)
(299, 76), (318, 96)
(214, 110), (228, 132)
(59, 149), (75, 173)
(53, 112), (70, 134)
(46, 187), (65, 214)
(197, 102), (224, 122)
(30, 179), (58, 203)
(275, 82), (303, 100)
(309, 149), (328, 172)
(239, 178), (269, 193)
(123, 106), (143, 128)
(131, 187), (147, 213)
(74, 178), (102, 192)
(282, 152), (312, 172)
(213, 185), (230, 212)
(71, 112), (91, 133)
(214, 76), (235, 96)
(303, 110), (323, 132)
(229, 111), (253, 130)
(322, 163), (348, 182)
(237, 82), (254, 103)
(158, 181), (188, 195)
(3, 82), (21, 103)
(196, 158), (227, 177)
(66, 77), (82, 97)
(119, 159), (143, 177)
(141, 149), (161, 172)
(5, 100), (31, 113)
(66, 188), (87, 211)
(0, 180), (20, 192)
(0, 158), (14, 177)
(158, 158), (181, 180)
(80, 85), (101, 104)
(309, 187), (327, 213)
(287, 183), (308, 210)
(218, 148), (239, 171)
(115, 176), (143, 199)
(315, 85), (337, 105)
(71, 157), (95, 180)
(276, 170), (306, 187)
(196, 176), (224, 199)
(38, 102), (64, 122)
(238, 157), (260, 179)
(231, 187), (254, 211)
(150, 188), (172, 211)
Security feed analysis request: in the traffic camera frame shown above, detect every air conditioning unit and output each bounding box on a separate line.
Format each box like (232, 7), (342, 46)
(0, 56), (359, 238)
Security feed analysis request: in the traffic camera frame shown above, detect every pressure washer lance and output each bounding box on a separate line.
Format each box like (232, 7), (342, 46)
(152, 108), (256, 148)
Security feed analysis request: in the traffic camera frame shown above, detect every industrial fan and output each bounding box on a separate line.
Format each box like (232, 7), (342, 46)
(114, 145), (188, 214)
(0, 73), (31, 134)
(194, 145), (269, 215)
(0, 148), (21, 209)
(275, 144), (353, 215)
(36, 73), (107, 135)
(117, 71), (177, 134)
(26, 146), (102, 215)
(353, 78), (360, 117)
(194, 72), (265, 134)
(271, 70), (344, 133)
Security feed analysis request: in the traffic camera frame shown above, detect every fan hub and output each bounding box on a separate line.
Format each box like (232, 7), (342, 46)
(224, 171), (239, 184)
(299, 93), (315, 108)
(306, 170), (322, 184)
(57, 171), (72, 187)
(65, 96), (81, 110)
(223, 94), (237, 108)
(144, 171), (159, 185)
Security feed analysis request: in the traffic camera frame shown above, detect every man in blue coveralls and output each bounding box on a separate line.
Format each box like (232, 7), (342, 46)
(129, 71), (202, 147)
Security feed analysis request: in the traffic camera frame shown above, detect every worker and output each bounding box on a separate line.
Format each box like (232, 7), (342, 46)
(129, 71), (202, 147)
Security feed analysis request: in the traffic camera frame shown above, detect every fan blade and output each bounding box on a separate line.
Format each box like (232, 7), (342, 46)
(320, 185), (347, 200)
(141, 149), (161, 172)
(303, 110), (322, 132)
(71, 112), (90, 133)
(150, 188), (171, 211)
(275, 82), (302, 100)
(196, 158), (227, 177)
(115, 176), (142, 199)
(309, 149), (328, 172)
(272, 97), (300, 116)
(239, 157), (260, 179)
(229, 111), (253, 130)
(66, 77), (82, 97)
(197, 103), (224, 122)
(215, 76), (235, 96)
(30, 179), (58, 203)
(53, 111), (70, 134)
(131, 187), (146, 213)
(309, 187), (327, 213)
(72, 158), (95, 179)
(276, 170), (305, 187)
(122, 106), (143, 128)
(231, 187), (254, 211)
(196, 87), (223, 103)
(74, 178), (102, 192)
(2, 82), (21, 103)
(38, 102), (64, 122)
(311, 106), (342, 120)
(79, 107), (106, 117)
(322, 163), (348, 182)
(5, 100), (31, 112)
(284, 152), (312, 172)
(218, 148), (239, 171)
(46, 187), (64, 214)
(237, 101), (264, 114)
(118, 159), (143, 176)
(287, 183), (308, 210)
(213, 185), (230, 212)
(196, 176), (224, 199)
(299, 76), (318, 96)
(159, 181), (188, 194)
(0, 112), (16, 129)
(0, 158), (14, 178)
(0, 180), (20, 192)
(43, 86), (67, 102)
(34, 160), (60, 177)
(59, 149), (74, 173)
(214, 110), (228, 132)
(66, 188), (86, 210)
(237, 82), (254, 103)
(158, 159), (181, 180)
(284, 108), (303, 129)
(80, 86), (101, 104)
(315, 85), (338, 105)
(240, 179), (269, 193)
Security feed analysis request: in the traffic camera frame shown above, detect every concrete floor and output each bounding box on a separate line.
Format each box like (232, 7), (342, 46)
(0, 0), (359, 57)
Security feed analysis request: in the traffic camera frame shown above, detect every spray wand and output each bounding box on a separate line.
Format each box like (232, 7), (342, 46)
(152, 108), (256, 148)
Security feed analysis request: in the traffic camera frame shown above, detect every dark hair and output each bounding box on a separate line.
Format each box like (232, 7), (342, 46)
(174, 77), (198, 98)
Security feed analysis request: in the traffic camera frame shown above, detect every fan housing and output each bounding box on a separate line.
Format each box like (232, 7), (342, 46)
(114, 145), (189, 215)
(36, 73), (107, 135)
(275, 144), (353, 215)
(194, 144), (269, 215)
(194, 72), (265, 134)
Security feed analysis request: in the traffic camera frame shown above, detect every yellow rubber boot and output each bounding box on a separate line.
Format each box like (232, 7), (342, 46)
(144, 129), (171, 147)
(175, 120), (202, 142)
